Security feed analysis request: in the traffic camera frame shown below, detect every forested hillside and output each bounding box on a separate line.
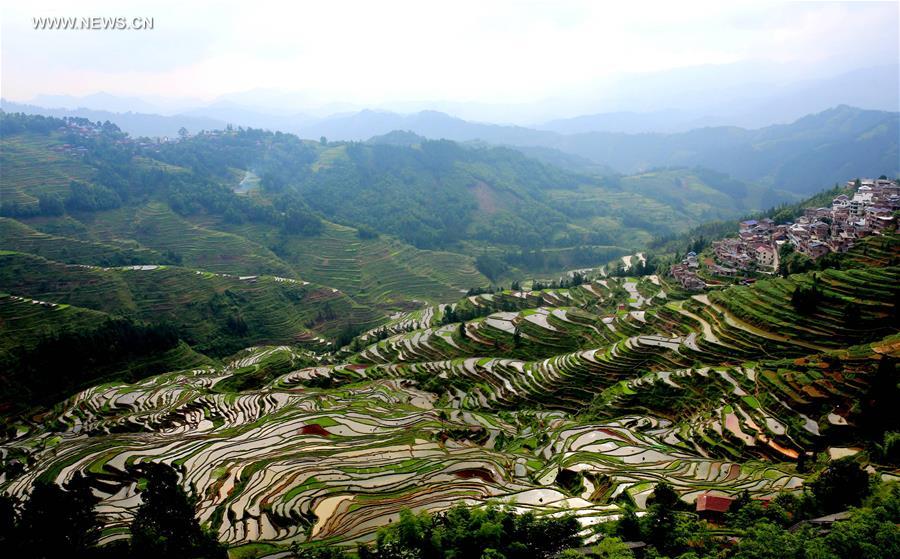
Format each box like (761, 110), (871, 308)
(235, 105), (899, 195)
(2, 111), (894, 419)
(2, 228), (896, 557)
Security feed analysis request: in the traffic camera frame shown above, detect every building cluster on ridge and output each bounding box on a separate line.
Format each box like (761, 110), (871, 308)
(51, 118), (244, 156)
(670, 178), (899, 290)
(779, 178), (899, 258)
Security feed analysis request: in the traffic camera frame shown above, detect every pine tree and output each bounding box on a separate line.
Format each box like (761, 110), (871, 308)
(15, 472), (101, 559)
(129, 463), (225, 559)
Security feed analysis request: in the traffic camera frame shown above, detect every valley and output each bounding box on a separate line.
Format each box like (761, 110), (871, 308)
(0, 111), (897, 559)
(3, 5), (899, 558)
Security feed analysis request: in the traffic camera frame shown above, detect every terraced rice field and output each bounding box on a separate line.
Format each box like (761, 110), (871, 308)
(0, 291), (108, 353)
(234, 221), (484, 306)
(2, 235), (897, 556)
(0, 218), (164, 266)
(2, 347), (804, 551)
(79, 203), (299, 278)
(0, 134), (94, 206)
(296, 267), (898, 463)
(0, 250), (382, 355)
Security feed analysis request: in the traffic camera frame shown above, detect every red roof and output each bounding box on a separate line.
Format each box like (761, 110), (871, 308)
(696, 493), (734, 513)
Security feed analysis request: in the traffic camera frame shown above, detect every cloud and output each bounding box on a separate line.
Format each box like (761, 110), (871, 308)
(1, 0), (897, 105)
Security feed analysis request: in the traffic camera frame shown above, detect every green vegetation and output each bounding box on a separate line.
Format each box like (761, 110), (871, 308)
(359, 504), (581, 559)
(1, 110), (898, 558)
(2, 463), (225, 559)
(0, 111), (801, 414)
(129, 462), (226, 559)
(3, 472), (100, 558)
(0, 316), (183, 412)
(597, 465), (900, 559)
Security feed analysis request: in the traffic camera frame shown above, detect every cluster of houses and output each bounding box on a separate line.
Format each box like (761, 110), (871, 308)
(60, 119), (105, 137)
(772, 177), (897, 260)
(50, 143), (90, 157)
(52, 118), (196, 156)
(50, 119), (106, 155)
(52, 119), (253, 160)
(670, 252), (706, 290)
(670, 177), (898, 290)
(715, 218), (779, 274)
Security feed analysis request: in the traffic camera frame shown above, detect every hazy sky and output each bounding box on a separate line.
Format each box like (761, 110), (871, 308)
(1, 0), (898, 107)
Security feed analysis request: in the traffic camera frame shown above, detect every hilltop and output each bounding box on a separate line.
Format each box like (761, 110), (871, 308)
(5, 100), (896, 196)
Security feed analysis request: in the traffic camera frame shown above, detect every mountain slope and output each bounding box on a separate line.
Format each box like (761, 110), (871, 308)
(5, 102), (895, 196)
(1, 236), (895, 554)
(298, 106), (898, 194)
(543, 106), (899, 192)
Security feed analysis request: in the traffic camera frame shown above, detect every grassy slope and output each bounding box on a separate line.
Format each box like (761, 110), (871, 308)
(0, 133), (94, 205)
(0, 217), (163, 265)
(226, 220), (483, 305)
(0, 251), (382, 356)
(0, 293), (215, 412)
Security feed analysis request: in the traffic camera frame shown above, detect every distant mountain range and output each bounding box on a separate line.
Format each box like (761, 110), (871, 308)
(2, 99), (897, 195)
(12, 62), (898, 126)
(265, 106), (900, 194)
(538, 110), (722, 135)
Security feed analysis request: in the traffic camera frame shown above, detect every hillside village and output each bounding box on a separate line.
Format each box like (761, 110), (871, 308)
(671, 177), (899, 290)
(47, 117), (240, 157)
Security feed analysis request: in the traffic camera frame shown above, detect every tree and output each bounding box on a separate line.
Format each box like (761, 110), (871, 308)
(290, 544), (346, 559)
(732, 522), (805, 559)
(585, 537), (635, 559)
(458, 322), (468, 341)
(320, 136), (328, 145)
(615, 506), (642, 542)
(38, 194), (65, 216)
(859, 357), (900, 442)
(810, 458), (871, 513)
(643, 483), (681, 553)
(791, 284), (821, 314)
(646, 481), (680, 510)
(178, 126), (189, 139)
(15, 472), (101, 558)
(0, 494), (18, 551)
(368, 504), (581, 559)
(821, 495), (900, 559)
(129, 462), (225, 559)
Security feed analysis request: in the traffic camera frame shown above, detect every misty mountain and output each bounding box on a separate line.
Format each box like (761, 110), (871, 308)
(4, 98), (895, 195)
(539, 110), (722, 134)
(297, 106), (898, 194)
(14, 62), (898, 133)
(542, 105), (899, 193)
(27, 92), (206, 115)
(179, 103), (318, 133)
(367, 130), (429, 146)
(30, 92), (163, 114)
(726, 64), (900, 128)
(557, 63), (899, 130)
(297, 109), (554, 145)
